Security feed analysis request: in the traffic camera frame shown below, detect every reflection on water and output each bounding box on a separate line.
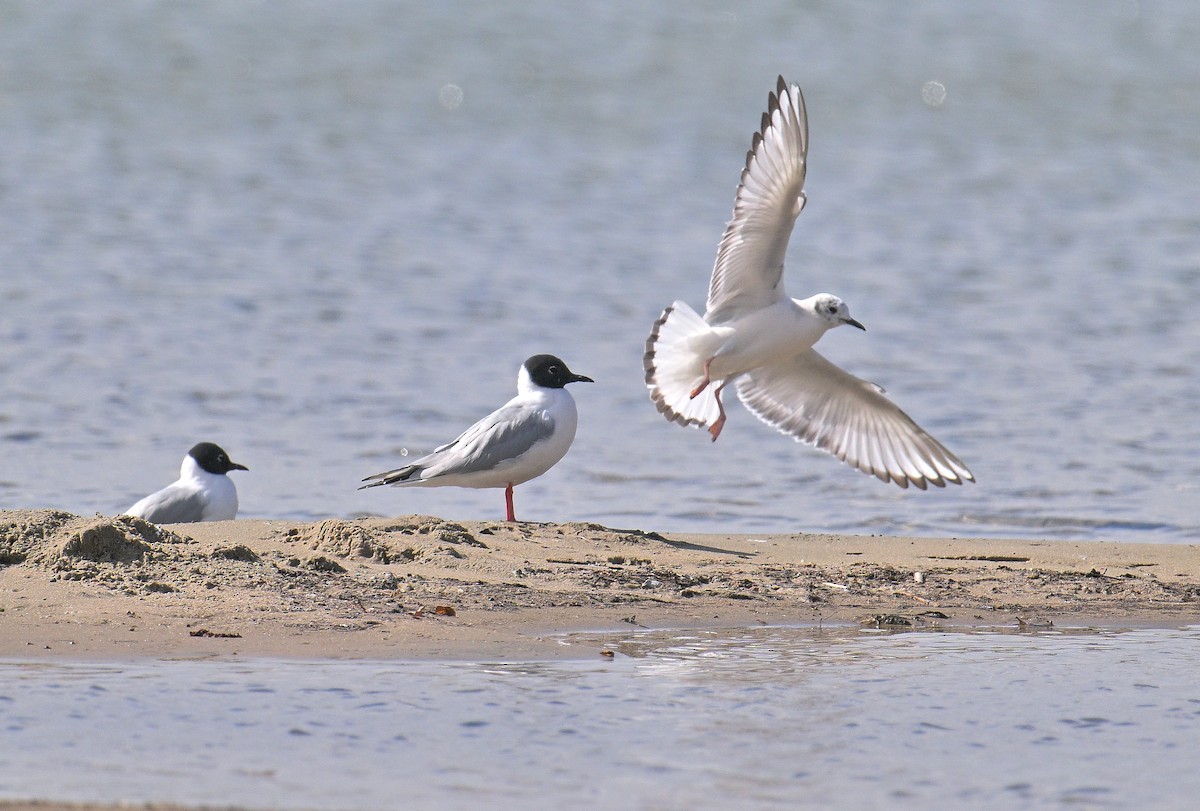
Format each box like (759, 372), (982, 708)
(2, 625), (1199, 810)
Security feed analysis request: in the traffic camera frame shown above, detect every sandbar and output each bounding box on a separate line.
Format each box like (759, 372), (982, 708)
(2, 509), (1197, 662)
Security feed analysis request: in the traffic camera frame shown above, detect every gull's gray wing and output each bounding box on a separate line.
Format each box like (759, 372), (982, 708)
(126, 486), (208, 524)
(705, 76), (808, 325)
(422, 403), (555, 477)
(361, 402), (555, 486)
(735, 350), (974, 489)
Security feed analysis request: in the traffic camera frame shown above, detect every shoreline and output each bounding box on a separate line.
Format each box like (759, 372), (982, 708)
(2, 509), (1198, 661)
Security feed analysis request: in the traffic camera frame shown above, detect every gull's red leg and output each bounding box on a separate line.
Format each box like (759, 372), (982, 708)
(505, 484), (516, 522)
(689, 358), (714, 399)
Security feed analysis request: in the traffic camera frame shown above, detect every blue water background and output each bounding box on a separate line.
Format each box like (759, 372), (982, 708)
(1, 1), (1198, 539)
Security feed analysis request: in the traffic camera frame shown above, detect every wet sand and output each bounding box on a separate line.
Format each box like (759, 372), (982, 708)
(2, 509), (1198, 662)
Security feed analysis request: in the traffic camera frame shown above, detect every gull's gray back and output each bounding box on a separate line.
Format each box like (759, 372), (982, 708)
(130, 487), (209, 524)
(425, 404), (556, 478)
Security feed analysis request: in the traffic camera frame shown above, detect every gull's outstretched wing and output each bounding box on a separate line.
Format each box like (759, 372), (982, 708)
(735, 351), (974, 489)
(705, 76), (808, 325)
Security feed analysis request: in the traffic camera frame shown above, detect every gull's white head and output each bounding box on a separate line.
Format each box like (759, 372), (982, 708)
(810, 293), (866, 331)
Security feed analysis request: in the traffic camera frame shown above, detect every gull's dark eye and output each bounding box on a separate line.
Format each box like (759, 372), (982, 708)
(549, 365), (559, 375)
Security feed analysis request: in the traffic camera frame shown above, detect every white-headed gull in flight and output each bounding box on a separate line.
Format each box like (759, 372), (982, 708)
(644, 77), (973, 489)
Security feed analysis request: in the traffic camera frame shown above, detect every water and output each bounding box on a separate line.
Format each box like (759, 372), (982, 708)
(1, 1), (1198, 539)
(2, 625), (1199, 810)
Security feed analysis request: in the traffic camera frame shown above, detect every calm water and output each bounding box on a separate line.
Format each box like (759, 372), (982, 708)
(2, 626), (1200, 810)
(1, 1), (1198, 539)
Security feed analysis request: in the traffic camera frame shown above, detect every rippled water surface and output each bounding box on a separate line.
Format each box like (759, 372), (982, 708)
(3, 626), (1200, 810)
(1, 1), (1198, 539)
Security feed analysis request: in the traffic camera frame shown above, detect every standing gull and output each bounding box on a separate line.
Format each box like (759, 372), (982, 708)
(124, 442), (249, 523)
(644, 76), (973, 489)
(360, 354), (593, 521)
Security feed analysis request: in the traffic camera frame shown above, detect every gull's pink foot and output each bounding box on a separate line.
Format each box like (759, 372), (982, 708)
(708, 380), (729, 442)
(708, 415), (726, 442)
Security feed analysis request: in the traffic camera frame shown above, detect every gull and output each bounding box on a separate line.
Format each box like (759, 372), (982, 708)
(124, 442), (249, 523)
(643, 76), (973, 489)
(360, 354), (593, 521)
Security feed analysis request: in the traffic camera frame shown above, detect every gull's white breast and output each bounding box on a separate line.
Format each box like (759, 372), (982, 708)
(196, 471), (239, 521)
(503, 390), (579, 485)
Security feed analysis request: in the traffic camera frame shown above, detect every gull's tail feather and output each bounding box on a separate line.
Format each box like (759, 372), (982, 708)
(358, 464), (421, 490)
(644, 301), (721, 430)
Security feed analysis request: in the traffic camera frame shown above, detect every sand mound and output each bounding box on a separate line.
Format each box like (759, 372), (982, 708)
(0, 509), (77, 564)
(58, 516), (186, 564)
(1, 510), (191, 569)
(292, 516), (487, 564)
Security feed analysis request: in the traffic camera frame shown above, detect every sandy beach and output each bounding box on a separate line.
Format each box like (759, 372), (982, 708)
(2, 509), (1198, 663)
